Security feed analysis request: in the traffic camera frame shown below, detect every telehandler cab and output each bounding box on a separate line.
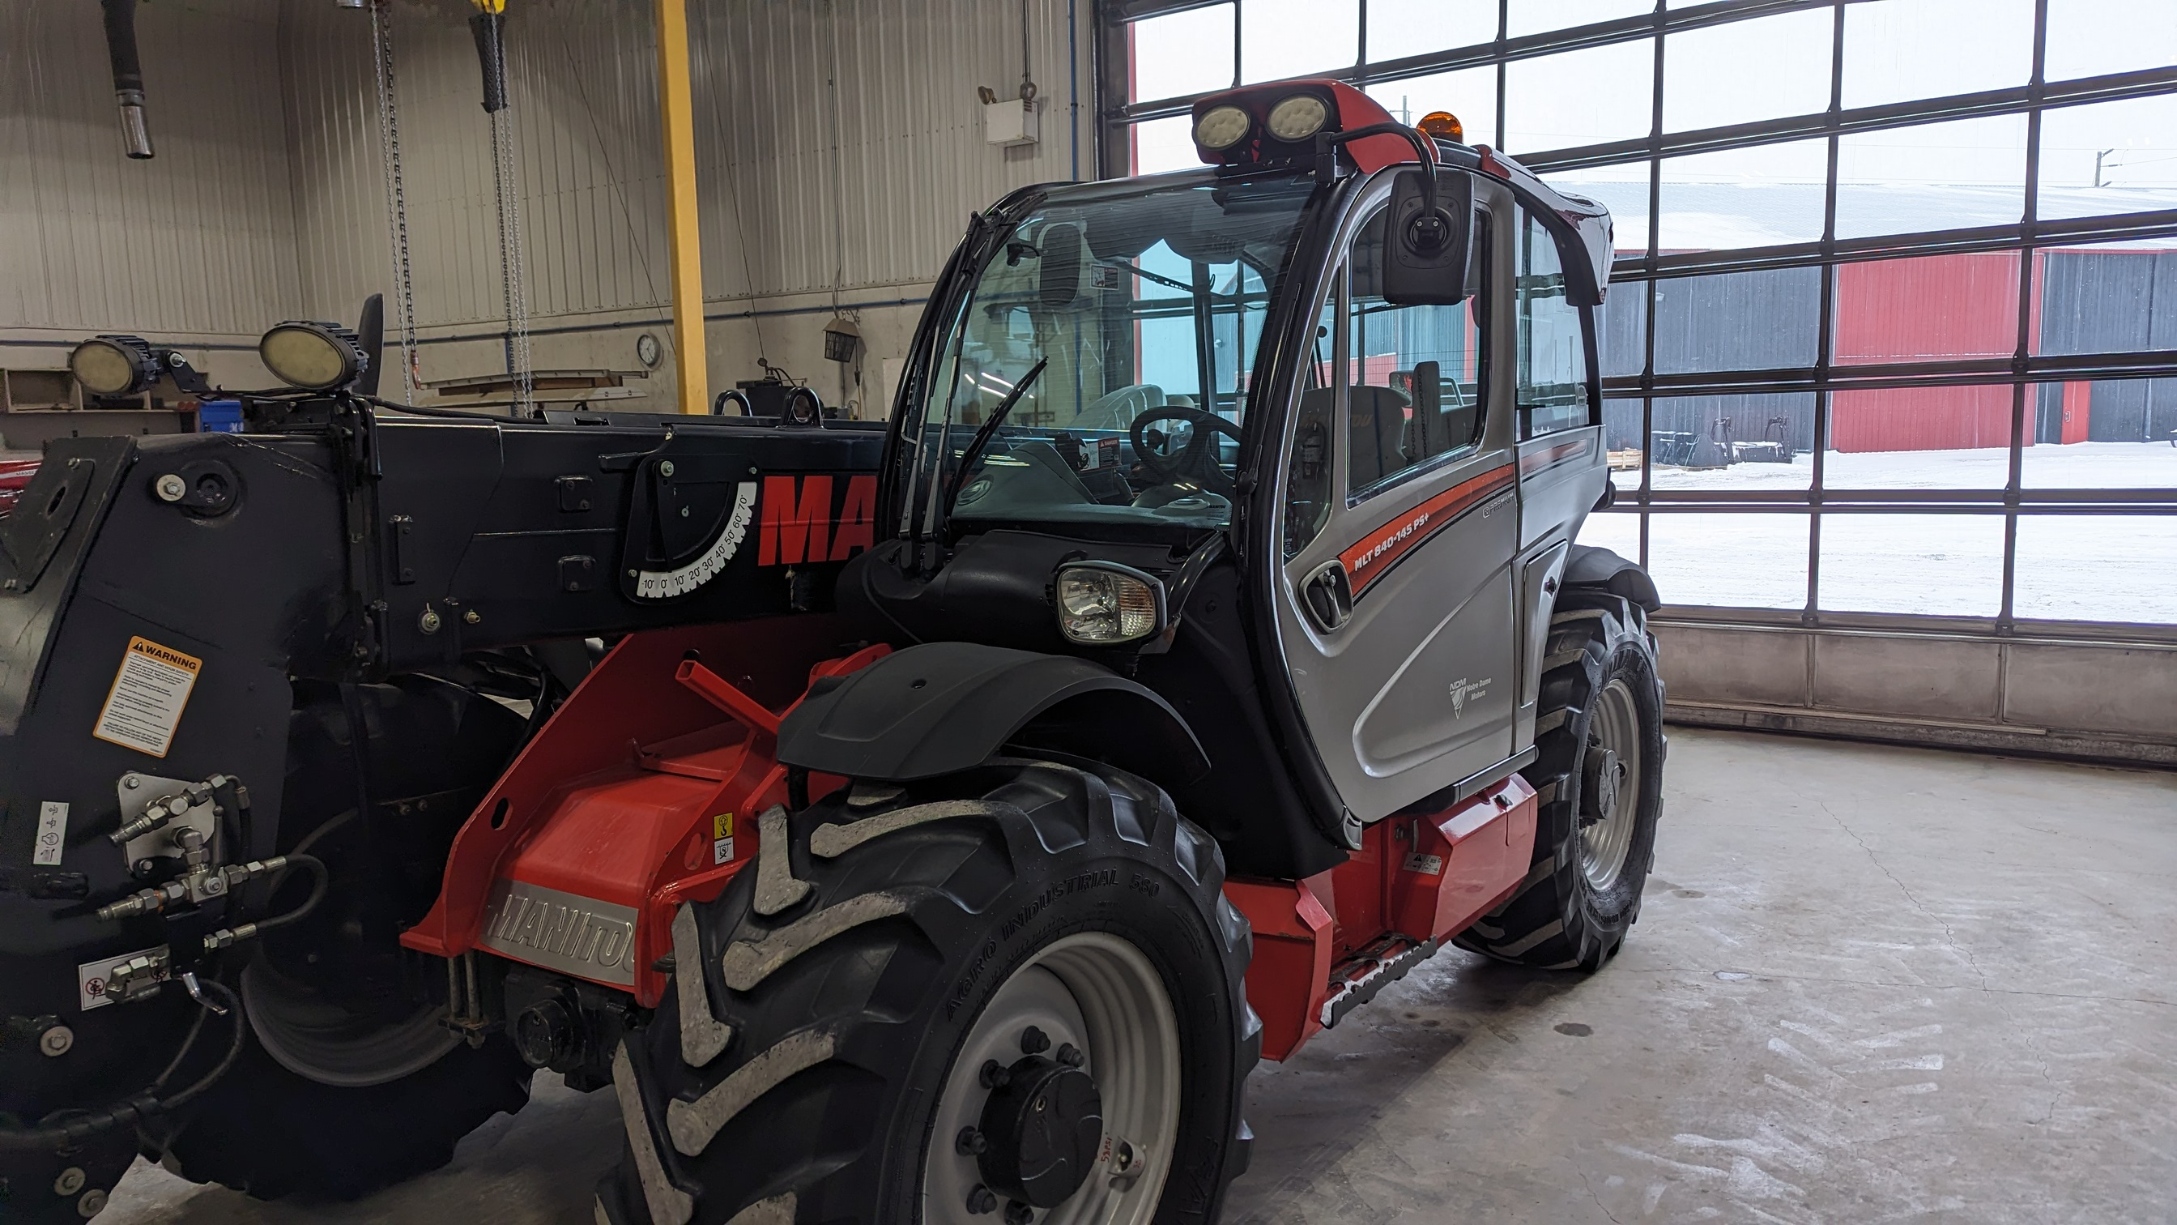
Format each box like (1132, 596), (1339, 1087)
(0, 79), (1662, 1225)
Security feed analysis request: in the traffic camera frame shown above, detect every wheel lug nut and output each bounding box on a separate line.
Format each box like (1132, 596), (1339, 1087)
(1019, 1024), (1050, 1055)
(1055, 1042), (1085, 1068)
(1005, 1200), (1035, 1225)
(956, 1126), (988, 1155)
(980, 1058), (1011, 1089)
(966, 1184), (998, 1214)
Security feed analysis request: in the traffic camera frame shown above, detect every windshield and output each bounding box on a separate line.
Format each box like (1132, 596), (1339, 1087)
(898, 171), (1321, 536)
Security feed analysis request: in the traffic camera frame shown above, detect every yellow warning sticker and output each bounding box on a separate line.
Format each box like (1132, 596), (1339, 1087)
(711, 812), (735, 866)
(92, 636), (202, 759)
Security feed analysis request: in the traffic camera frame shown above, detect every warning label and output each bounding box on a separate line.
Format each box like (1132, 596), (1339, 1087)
(92, 636), (202, 759)
(712, 812), (735, 866)
(77, 945), (169, 1011)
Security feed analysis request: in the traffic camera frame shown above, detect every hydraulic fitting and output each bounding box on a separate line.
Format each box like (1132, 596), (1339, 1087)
(95, 854), (290, 922)
(108, 779), (223, 846)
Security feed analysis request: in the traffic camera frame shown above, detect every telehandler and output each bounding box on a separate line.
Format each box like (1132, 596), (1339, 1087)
(0, 79), (1661, 1225)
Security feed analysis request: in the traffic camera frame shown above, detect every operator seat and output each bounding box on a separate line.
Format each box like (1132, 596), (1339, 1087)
(1347, 385), (1413, 489)
(1291, 385), (1414, 492)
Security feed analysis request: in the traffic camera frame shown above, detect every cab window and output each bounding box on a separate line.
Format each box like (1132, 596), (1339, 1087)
(1345, 206), (1487, 500)
(1516, 209), (1592, 437)
(1283, 289), (1342, 560)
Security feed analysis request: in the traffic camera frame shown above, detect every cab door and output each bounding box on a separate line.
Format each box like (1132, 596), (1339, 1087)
(1270, 182), (1519, 823)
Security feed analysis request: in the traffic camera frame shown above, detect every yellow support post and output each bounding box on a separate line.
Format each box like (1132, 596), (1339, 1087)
(654, 0), (707, 414)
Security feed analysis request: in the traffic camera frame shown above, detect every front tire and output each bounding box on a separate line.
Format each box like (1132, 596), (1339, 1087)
(599, 756), (1257, 1225)
(1455, 594), (1666, 970)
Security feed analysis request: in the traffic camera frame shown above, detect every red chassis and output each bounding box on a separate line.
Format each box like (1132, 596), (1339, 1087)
(402, 621), (1538, 1060)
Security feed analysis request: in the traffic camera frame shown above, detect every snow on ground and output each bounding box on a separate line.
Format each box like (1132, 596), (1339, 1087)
(1591, 441), (2177, 622)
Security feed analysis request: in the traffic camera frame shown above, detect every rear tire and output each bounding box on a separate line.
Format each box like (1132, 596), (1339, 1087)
(1454, 594), (1665, 970)
(598, 756), (1257, 1225)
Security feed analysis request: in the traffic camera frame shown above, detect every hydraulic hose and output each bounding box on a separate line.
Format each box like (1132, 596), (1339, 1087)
(0, 981), (244, 1153)
(206, 852), (327, 948)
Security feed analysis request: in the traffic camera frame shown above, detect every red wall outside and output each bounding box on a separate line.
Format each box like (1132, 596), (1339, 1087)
(1829, 252), (2033, 453)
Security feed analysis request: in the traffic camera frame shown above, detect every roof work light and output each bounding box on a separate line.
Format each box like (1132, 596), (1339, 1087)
(1188, 80), (1449, 174)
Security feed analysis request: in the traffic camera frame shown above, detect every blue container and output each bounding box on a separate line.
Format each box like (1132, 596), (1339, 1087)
(197, 400), (244, 433)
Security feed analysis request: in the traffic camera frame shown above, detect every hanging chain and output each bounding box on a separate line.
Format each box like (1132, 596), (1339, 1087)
(485, 37), (533, 414)
(369, 0), (420, 404)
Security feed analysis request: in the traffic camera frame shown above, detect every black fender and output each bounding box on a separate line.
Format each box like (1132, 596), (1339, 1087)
(777, 641), (1211, 785)
(1564, 544), (1661, 612)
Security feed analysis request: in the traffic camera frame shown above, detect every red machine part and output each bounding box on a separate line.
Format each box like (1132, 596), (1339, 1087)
(1226, 774), (1537, 1061)
(0, 456), (40, 516)
(400, 617), (886, 1008)
(1190, 79), (1425, 175)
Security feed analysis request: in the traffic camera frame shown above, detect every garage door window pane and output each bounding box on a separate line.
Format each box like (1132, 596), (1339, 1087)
(2037, 96), (2177, 223)
(1841, 0), (2033, 110)
(1824, 385), (2018, 490)
(1819, 512), (2004, 616)
(1658, 140), (1827, 252)
(2013, 514), (2177, 624)
(1130, 116), (1200, 175)
(1366, 0), (1495, 64)
(1647, 394), (1814, 490)
(2033, 238), (2177, 357)
(1652, 267), (1819, 375)
(2044, 0), (2177, 83)
(1504, 41), (1655, 155)
(1365, 66), (1498, 147)
(1241, 0), (1357, 83)
(1649, 512), (1809, 609)
(1835, 115), (2028, 240)
(1507, 0), (1652, 39)
(1832, 252), (2021, 365)
(1662, 9), (1832, 134)
(1597, 286), (1647, 379)
(1604, 397), (1644, 492)
(1544, 168), (1650, 255)
(2020, 413), (2177, 487)
(1131, 5), (1233, 101)
(1577, 508), (1643, 564)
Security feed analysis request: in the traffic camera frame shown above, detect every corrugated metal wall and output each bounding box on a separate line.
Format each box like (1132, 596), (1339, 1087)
(2, 0), (1086, 402)
(280, 0), (681, 326)
(0, 0), (301, 341)
(282, 0), (1087, 323)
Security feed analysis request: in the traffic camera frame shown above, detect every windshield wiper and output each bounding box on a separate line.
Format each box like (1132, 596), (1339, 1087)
(941, 357), (1050, 517)
(1099, 257), (1193, 294)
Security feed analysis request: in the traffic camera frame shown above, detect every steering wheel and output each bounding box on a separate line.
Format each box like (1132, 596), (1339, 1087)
(1130, 406), (1242, 496)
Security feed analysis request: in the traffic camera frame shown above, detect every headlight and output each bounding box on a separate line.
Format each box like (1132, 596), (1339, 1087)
(1194, 104), (1252, 151)
(1055, 562), (1167, 645)
(1265, 94), (1329, 142)
(69, 335), (157, 397)
(259, 321), (367, 391)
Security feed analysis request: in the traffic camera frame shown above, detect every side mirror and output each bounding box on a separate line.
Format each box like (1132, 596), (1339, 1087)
(1382, 169), (1472, 306)
(1038, 222), (1085, 310)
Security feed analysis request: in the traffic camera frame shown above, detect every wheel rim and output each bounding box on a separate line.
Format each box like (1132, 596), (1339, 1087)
(922, 931), (1181, 1225)
(1578, 677), (1643, 892)
(241, 957), (461, 1088)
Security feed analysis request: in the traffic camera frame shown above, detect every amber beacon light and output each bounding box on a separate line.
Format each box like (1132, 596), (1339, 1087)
(1417, 111), (1464, 142)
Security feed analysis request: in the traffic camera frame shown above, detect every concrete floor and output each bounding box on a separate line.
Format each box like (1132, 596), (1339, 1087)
(101, 728), (2177, 1225)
